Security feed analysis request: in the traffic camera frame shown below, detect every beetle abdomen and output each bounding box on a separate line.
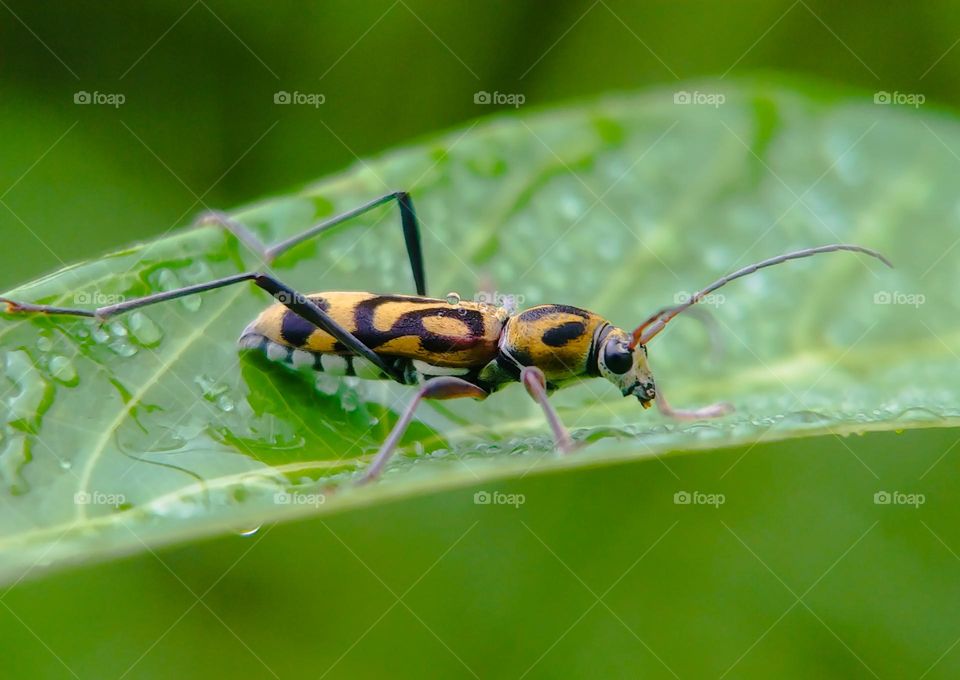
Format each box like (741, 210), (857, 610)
(240, 292), (507, 369)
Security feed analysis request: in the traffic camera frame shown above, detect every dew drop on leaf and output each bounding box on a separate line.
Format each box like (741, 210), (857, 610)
(49, 355), (78, 386)
(108, 340), (137, 357)
(128, 312), (163, 347)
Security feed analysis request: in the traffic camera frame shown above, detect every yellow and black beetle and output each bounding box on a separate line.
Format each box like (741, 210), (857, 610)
(1, 191), (892, 482)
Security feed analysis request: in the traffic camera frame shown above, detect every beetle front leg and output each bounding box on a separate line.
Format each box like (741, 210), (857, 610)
(520, 366), (577, 454)
(654, 388), (733, 420)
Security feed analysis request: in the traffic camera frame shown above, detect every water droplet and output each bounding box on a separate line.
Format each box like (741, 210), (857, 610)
(216, 394), (235, 412)
(445, 292), (461, 306)
(49, 355), (78, 386)
(340, 390), (359, 412)
(157, 269), (201, 311)
(59, 459), (72, 470)
(128, 312), (162, 347)
(107, 320), (128, 337)
(315, 373), (339, 395)
(108, 340), (137, 357)
(36, 336), (53, 352)
(236, 525), (261, 537)
(181, 293), (202, 312)
(195, 374), (230, 404)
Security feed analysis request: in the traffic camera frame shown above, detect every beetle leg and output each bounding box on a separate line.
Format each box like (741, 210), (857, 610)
(357, 377), (488, 484)
(520, 366), (576, 454)
(654, 388), (733, 420)
(1, 272), (404, 382)
(196, 191), (427, 295)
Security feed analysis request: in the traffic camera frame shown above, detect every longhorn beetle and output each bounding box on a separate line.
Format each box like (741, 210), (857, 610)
(1, 191), (892, 483)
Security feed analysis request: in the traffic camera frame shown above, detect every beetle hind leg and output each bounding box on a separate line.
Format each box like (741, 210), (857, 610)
(196, 190), (427, 295)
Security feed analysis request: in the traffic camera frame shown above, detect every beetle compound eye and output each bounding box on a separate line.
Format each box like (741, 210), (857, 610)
(603, 340), (633, 374)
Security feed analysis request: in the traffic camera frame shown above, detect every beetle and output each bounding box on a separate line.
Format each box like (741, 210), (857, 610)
(1, 191), (892, 483)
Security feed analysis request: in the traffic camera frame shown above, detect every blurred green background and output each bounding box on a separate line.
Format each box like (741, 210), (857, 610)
(4, 2), (960, 678)
(3, 0), (959, 290)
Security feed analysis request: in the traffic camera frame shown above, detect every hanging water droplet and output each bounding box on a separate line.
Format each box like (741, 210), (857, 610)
(315, 373), (339, 395)
(445, 292), (461, 306)
(36, 336), (53, 352)
(59, 459), (72, 470)
(49, 355), (78, 385)
(91, 326), (111, 344)
(107, 320), (128, 337)
(340, 390), (360, 412)
(236, 525), (261, 537)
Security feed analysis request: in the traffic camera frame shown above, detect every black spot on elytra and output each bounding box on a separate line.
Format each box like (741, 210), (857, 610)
(280, 310), (317, 347)
(542, 321), (586, 347)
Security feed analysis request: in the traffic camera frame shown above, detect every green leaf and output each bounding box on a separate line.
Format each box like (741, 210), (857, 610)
(1, 80), (957, 583)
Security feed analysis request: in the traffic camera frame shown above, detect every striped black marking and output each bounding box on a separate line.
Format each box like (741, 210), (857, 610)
(517, 304), (590, 323)
(352, 296), (489, 354)
(586, 323), (612, 377)
(541, 321), (586, 347)
(280, 310), (318, 347)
